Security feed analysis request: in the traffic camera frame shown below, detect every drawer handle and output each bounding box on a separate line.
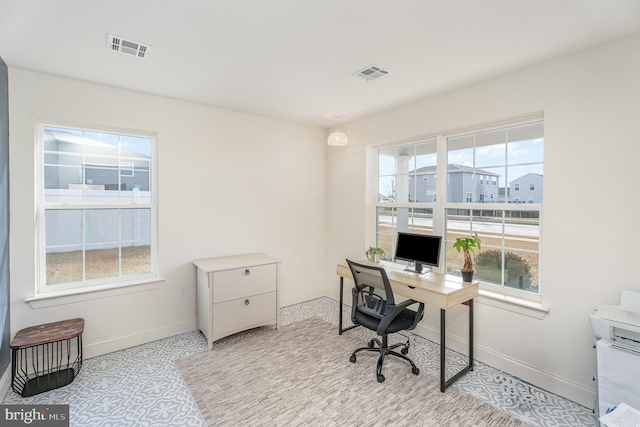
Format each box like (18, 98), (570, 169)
(245, 299), (250, 306)
(245, 269), (250, 275)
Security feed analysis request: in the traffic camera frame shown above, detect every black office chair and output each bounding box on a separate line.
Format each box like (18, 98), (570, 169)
(346, 259), (425, 383)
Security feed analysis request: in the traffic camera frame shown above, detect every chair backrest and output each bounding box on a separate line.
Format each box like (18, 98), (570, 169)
(346, 259), (395, 307)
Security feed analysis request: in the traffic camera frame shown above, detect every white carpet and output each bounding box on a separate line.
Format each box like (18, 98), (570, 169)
(176, 318), (532, 427)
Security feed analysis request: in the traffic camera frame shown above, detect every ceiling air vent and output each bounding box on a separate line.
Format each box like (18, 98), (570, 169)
(352, 64), (391, 82)
(107, 34), (152, 59)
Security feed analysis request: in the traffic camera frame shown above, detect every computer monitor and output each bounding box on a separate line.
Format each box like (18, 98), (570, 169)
(394, 232), (442, 274)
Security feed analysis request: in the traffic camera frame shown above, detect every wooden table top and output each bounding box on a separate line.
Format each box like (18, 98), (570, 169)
(11, 318), (85, 349)
(337, 260), (478, 310)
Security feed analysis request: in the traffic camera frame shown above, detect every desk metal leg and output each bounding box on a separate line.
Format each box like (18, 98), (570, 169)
(440, 299), (474, 392)
(338, 277), (359, 335)
(440, 308), (446, 392)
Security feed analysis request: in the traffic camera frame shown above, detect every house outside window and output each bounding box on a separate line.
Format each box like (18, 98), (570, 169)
(530, 183), (535, 190)
(37, 122), (158, 293)
(120, 161), (134, 177)
(375, 117), (543, 298)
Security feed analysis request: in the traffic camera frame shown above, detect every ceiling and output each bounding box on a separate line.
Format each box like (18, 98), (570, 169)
(1, 1), (639, 128)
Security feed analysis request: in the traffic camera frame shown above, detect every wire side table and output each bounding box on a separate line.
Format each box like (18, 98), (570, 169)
(10, 318), (84, 397)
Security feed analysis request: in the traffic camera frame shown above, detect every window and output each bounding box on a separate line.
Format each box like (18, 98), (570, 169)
(377, 139), (437, 204)
(422, 175), (428, 182)
(37, 123), (158, 293)
(530, 183), (535, 190)
(374, 118), (543, 297)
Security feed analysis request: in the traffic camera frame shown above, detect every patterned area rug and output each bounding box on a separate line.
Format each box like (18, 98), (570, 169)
(175, 318), (532, 426)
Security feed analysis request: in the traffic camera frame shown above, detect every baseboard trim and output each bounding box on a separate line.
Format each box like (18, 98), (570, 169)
(0, 364), (11, 399)
(413, 322), (595, 408)
(323, 290), (595, 408)
(84, 319), (196, 359)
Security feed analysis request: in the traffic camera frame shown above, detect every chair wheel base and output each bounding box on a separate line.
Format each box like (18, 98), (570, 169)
(412, 367), (419, 375)
(377, 374), (385, 383)
(349, 355), (356, 363)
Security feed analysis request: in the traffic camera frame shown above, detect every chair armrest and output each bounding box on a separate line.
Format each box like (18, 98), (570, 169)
(376, 299), (424, 335)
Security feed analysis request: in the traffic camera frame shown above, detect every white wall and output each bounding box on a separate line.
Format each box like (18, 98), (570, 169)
(9, 69), (327, 357)
(326, 33), (640, 407)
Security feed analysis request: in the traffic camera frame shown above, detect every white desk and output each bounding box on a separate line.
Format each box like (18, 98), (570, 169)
(336, 260), (478, 392)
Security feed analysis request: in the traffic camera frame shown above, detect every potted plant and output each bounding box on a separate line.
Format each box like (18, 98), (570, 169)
(452, 232), (482, 282)
(365, 247), (386, 264)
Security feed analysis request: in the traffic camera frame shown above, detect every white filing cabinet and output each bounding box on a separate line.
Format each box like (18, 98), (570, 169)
(194, 253), (280, 349)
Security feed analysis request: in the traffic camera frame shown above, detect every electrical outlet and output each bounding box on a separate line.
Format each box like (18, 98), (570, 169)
(179, 286), (187, 297)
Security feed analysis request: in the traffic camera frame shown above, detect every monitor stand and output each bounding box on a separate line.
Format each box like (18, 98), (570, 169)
(404, 262), (432, 275)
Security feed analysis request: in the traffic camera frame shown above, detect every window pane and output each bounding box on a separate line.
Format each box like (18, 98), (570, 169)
(122, 135), (152, 157)
(44, 165), (83, 195)
(408, 208), (433, 234)
(507, 122), (544, 165)
(378, 176), (396, 202)
(45, 209), (83, 285)
(376, 207), (396, 260)
(503, 250), (538, 293)
(85, 247), (119, 280)
(508, 165), (543, 204)
(379, 147), (397, 176)
(47, 250), (83, 285)
(85, 209), (119, 245)
(121, 209), (151, 275)
(395, 145), (416, 172)
(395, 174), (412, 203)
(504, 210), (539, 252)
(46, 209), (82, 248)
(122, 245), (151, 276)
(85, 131), (119, 147)
(415, 142), (437, 169)
(475, 249), (502, 285)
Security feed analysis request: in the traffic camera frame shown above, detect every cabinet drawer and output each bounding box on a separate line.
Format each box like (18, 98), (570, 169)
(213, 263), (276, 303)
(212, 292), (276, 336)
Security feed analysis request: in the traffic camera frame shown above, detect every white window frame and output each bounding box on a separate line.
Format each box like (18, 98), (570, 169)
(35, 120), (160, 296)
(370, 115), (543, 304)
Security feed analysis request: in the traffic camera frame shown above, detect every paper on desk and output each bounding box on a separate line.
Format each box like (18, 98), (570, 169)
(621, 290), (640, 312)
(599, 403), (640, 427)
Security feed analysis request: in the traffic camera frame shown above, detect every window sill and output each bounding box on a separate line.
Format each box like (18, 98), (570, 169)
(476, 289), (549, 319)
(25, 277), (166, 309)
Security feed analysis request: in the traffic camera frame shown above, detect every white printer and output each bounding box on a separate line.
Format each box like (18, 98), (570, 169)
(589, 290), (640, 424)
(589, 304), (640, 353)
